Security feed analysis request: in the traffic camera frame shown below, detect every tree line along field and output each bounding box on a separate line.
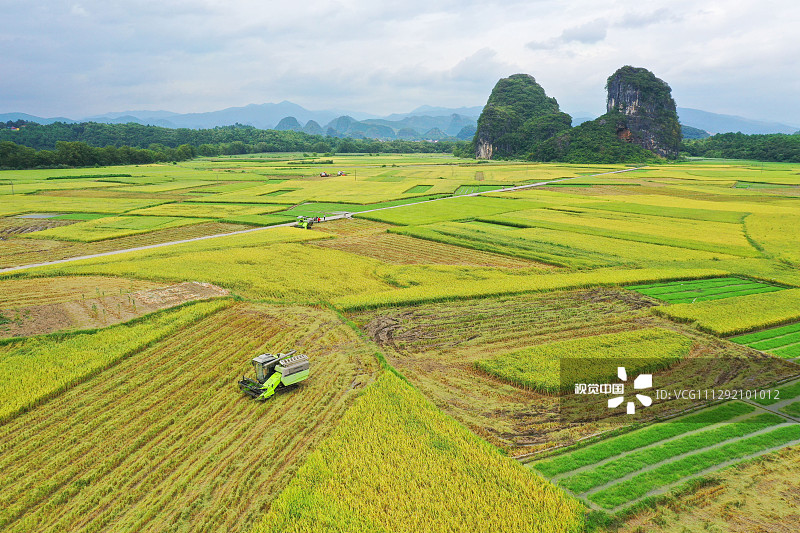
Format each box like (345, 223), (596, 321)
(1, 153), (800, 531)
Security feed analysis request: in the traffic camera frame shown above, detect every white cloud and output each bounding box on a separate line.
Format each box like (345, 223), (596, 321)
(560, 19), (607, 44)
(70, 4), (88, 17)
(2, 0), (799, 124)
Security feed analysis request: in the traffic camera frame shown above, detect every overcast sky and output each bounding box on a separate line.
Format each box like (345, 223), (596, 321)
(3, 0), (799, 123)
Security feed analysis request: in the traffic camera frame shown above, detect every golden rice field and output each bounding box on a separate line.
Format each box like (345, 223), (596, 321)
(475, 327), (693, 394)
(256, 372), (585, 533)
(1, 155), (800, 532)
(0, 299), (230, 422)
(23, 215), (213, 242)
(0, 275), (161, 308)
(312, 219), (542, 268)
(0, 302), (377, 532)
(129, 201), (289, 218)
(0, 221), (252, 269)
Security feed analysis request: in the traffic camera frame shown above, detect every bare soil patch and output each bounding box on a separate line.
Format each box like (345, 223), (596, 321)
(0, 281), (229, 338)
(0, 217), (76, 237)
(0, 275), (161, 308)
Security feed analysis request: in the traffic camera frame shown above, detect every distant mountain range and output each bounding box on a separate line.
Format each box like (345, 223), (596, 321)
(676, 108), (799, 135)
(0, 102), (479, 140)
(2, 102), (798, 139)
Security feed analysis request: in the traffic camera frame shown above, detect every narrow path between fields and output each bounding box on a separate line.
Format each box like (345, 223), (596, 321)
(546, 410), (763, 484)
(591, 432), (800, 513)
(0, 166), (646, 274)
(548, 399), (800, 513)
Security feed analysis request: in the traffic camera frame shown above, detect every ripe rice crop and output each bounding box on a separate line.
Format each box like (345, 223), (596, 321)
(0, 303), (378, 532)
(579, 201), (746, 223)
(585, 193), (792, 216)
(189, 181), (266, 193)
(314, 230), (539, 268)
(203, 178), (453, 205)
(482, 207), (758, 257)
(281, 195), (447, 217)
(333, 267), (728, 311)
(129, 202), (287, 218)
(393, 221), (730, 269)
(255, 372), (585, 533)
(218, 214), (295, 226)
(40, 230), (390, 301)
(652, 288), (800, 336)
(392, 223), (606, 268)
(23, 215), (212, 242)
(0, 196), (166, 217)
(745, 212), (800, 266)
(110, 179), (211, 193)
(453, 184), (507, 195)
(0, 299), (230, 422)
(0, 222), (250, 270)
(475, 328), (692, 394)
(629, 277), (782, 303)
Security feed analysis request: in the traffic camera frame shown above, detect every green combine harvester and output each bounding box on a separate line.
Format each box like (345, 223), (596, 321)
(238, 350), (310, 401)
(296, 216), (315, 229)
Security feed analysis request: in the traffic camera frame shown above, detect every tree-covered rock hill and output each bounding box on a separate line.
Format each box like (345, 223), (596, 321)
(472, 67), (680, 163)
(604, 66), (681, 157)
(471, 74), (571, 159)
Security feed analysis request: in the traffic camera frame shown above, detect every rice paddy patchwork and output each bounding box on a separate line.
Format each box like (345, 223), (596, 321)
(731, 321), (800, 359)
(627, 277), (784, 304)
(531, 402), (800, 511)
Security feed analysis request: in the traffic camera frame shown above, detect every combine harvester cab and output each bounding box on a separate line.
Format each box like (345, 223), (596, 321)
(238, 350), (310, 401)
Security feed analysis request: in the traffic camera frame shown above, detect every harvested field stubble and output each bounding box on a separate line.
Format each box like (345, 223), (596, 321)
(0, 303), (377, 532)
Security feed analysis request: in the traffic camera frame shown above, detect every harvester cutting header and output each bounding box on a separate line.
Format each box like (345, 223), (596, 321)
(238, 349), (310, 401)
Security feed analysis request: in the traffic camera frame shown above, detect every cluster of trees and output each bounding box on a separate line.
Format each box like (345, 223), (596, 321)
(0, 121), (317, 150)
(529, 114), (661, 164)
(0, 141), (196, 169)
(682, 133), (800, 162)
(0, 122), (467, 169)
